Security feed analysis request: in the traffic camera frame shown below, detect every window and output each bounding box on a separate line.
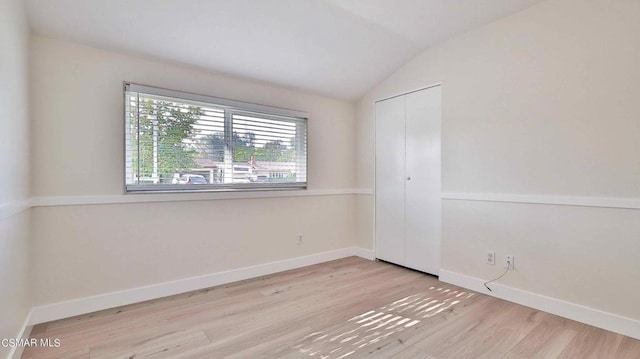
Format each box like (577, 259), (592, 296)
(124, 83), (307, 192)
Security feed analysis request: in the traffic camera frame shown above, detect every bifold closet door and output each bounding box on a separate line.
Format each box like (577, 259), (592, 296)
(375, 86), (441, 276)
(374, 95), (405, 265)
(404, 87), (441, 275)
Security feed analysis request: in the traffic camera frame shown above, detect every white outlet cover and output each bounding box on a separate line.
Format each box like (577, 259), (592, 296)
(505, 255), (515, 269)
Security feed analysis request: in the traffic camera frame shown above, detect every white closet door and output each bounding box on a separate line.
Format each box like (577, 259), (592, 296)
(404, 87), (441, 275)
(375, 95), (406, 265)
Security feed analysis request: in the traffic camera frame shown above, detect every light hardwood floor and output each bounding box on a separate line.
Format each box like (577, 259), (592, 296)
(23, 257), (639, 358)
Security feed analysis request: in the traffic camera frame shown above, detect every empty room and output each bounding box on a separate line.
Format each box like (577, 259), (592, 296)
(1, 0), (639, 358)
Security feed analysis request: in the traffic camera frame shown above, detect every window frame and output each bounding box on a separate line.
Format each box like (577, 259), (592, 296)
(124, 82), (308, 194)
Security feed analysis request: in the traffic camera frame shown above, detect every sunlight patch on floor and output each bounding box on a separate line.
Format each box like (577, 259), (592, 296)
(294, 286), (472, 358)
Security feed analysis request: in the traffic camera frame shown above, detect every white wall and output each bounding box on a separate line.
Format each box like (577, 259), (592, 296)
(0, 0), (31, 356)
(30, 36), (357, 306)
(357, 0), (640, 326)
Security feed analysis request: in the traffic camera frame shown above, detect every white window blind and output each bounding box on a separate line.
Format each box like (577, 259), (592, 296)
(124, 83), (307, 192)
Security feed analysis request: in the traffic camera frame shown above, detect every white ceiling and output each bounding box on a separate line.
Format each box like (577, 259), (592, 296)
(26, 0), (545, 100)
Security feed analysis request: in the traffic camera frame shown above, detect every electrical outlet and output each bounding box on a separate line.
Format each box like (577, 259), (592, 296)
(505, 255), (514, 270)
(486, 251), (496, 265)
(297, 233), (303, 245)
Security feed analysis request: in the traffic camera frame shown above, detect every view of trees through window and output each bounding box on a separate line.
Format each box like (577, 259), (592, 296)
(125, 88), (307, 191)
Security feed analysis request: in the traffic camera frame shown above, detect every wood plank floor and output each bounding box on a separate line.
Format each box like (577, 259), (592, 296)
(22, 257), (640, 359)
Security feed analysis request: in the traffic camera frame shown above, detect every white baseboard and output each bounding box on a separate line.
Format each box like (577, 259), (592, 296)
(352, 247), (375, 260)
(439, 269), (640, 340)
(30, 247), (373, 325)
(7, 310), (33, 359)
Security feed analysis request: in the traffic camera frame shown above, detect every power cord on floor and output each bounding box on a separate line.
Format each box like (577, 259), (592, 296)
(483, 266), (510, 292)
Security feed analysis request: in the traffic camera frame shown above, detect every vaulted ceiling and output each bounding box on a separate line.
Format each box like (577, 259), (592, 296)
(26, 0), (545, 100)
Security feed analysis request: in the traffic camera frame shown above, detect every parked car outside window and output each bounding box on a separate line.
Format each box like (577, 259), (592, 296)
(178, 174), (208, 184)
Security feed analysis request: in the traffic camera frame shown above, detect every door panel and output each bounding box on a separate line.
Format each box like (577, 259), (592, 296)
(375, 95), (406, 265)
(404, 87), (441, 275)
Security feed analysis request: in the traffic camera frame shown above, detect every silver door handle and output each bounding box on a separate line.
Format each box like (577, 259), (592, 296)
(407, 177), (411, 181)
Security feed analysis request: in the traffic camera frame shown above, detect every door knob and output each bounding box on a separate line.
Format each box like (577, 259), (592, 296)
(407, 176), (411, 181)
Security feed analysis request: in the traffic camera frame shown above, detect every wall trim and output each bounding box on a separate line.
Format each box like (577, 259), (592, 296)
(442, 192), (640, 210)
(5, 189), (373, 212)
(30, 188), (366, 208)
(29, 247), (373, 325)
(16, 191), (640, 210)
(439, 269), (640, 340)
(352, 247), (375, 260)
(7, 310), (33, 359)
(0, 199), (31, 220)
